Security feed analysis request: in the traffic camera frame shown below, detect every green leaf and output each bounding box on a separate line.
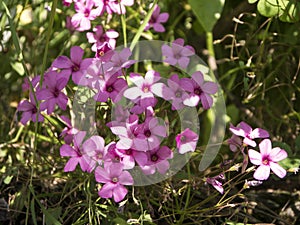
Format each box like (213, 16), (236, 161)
(279, 0), (300, 23)
(188, 0), (225, 32)
(248, 0), (258, 3)
(257, 0), (281, 17)
(10, 61), (25, 76)
(3, 175), (13, 184)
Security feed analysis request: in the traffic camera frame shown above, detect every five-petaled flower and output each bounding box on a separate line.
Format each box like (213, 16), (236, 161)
(229, 121), (269, 147)
(182, 71), (218, 109)
(144, 4), (169, 33)
(161, 38), (195, 69)
(175, 128), (198, 154)
(95, 162), (134, 202)
(248, 139), (288, 180)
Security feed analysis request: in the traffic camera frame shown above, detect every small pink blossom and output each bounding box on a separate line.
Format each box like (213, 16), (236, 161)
(144, 4), (169, 33)
(96, 0), (134, 15)
(71, 0), (101, 31)
(229, 121), (269, 147)
(60, 115), (79, 144)
(182, 71), (218, 109)
(60, 131), (90, 172)
(161, 38), (195, 69)
(248, 139), (288, 180)
(175, 128), (198, 154)
(52, 46), (93, 85)
(206, 173), (225, 194)
(124, 71), (166, 108)
(95, 162), (134, 202)
(227, 134), (242, 152)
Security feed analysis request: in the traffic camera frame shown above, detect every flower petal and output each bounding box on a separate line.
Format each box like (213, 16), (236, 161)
(248, 149), (262, 165)
(253, 165), (270, 180)
(269, 147), (288, 162)
(270, 162), (287, 178)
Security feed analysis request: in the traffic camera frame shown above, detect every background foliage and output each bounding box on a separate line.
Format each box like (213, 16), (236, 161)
(0, 0), (300, 224)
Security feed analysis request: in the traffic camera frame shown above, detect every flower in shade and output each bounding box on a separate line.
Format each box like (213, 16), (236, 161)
(161, 38), (195, 69)
(60, 131), (90, 172)
(182, 71), (218, 109)
(22, 76), (40, 92)
(144, 4), (169, 33)
(227, 134), (242, 152)
(248, 139), (288, 180)
(37, 71), (68, 114)
(95, 162), (134, 202)
(52, 46), (93, 85)
(60, 115), (79, 144)
(206, 173), (225, 194)
(123, 71), (166, 108)
(133, 116), (167, 151)
(175, 128), (198, 154)
(135, 146), (173, 175)
(163, 74), (191, 110)
(86, 25), (119, 52)
(104, 48), (136, 74)
(17, 94), (44, 125)
(82, 135), (106, 172)
(229, 121), (269, 147)
(71, 0), (101, 31)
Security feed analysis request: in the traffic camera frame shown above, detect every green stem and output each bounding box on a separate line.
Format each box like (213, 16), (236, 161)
(130, 0), (158, 51)
(206, 31), (215, 59)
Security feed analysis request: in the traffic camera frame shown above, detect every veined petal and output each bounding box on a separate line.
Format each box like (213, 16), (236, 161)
(70, 46), (84, 65)
(52, 56), (73, 69)
(98, 182), (114, 198)
(95, 166), (111, 183)
(64, 157), (79, 172)
(118, 171), (134, 185)
(253, 165), (270, 180)
(259, 139), (272, 156)
(270, 162), (286, 178)
(269, 147), (288, 162)
(250, 128), (269, 139)
(124, 87), (143, 100)
(60, 144), (78, 157)
(248, 149), (262, 165)
(112, 184), (128, 202)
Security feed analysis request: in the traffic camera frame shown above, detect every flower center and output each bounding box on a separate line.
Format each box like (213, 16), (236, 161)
(175, 91), (182, 98)
(143, 86), (150, 93)
(151, 154), (158, 162)
(72, 64), (79, 72)
(98, 50), (105, 57)
(194, 87), (202, 95)
(84, 9), (90, 17)
(32, 107), (37, 114)
(262, 157), (269, 165)
(53, 88), (60, 98)
(112, 177), (118, 183)
(180, 135), (186, 142)
(144, 129), (151, 137)
(97, 152), (103, 159)
(126, 149), (132, 155)
(107, 85), (113, 93)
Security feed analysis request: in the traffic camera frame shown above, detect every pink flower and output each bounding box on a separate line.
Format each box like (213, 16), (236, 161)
(17, 94), (44, 125)
(133, 116), (167, 151)
(227, 134), (242, 152)
(62, 0), (73, 7)
(71, 0), (101, 31)
(248, 139), (288, 180)
(163, 74), (191, 110)
(229, 121), (269, 147)
(52, 46), (93, 85)
(161, 38), (195, 69)
(206, 173), (225, 194)
(60, 131), (90, 172)
(22, 76), (40, 92)
(86, 25), (119, 52)
(95, 162), (134, 202)
(60, 115), (79, 144)
(144, 4), (169, 33)
(124, 71), (166, 108)
(105, 48), (136, 74)
(175, 128), (198, 154)
(182, 71), (218, 109)
(96, 0), (134, 15)
(37, 71), (68, 114)
(82, 135), (106, 172)
(135, 146), (173, 175)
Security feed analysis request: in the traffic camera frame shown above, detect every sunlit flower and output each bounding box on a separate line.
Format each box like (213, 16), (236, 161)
(248, 139), (288, 180)
(175, 128), (198, 154)
(144, 4), (169, 32)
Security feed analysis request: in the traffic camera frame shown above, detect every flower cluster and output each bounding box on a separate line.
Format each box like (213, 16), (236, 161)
(18, 36), (220, 201)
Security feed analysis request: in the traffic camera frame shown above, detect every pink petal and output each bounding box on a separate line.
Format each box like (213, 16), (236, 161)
(259, 139), (272, 156)
(64, 157), (79, 172)
(191, 72), (204, 86)
(145, 70), (160, 84)
(118, 171), (134, 185)
(177, 57), (190, 69)
(151, 83), (166, 98)
(124, 87), (143, 100)
(250, 128), (269, 139)
(253, 164), (270, 180)
(153, 23), (165, 32)
(129, 73), (144, 88)
(116, 137), (133, 150)
(52, 56), (73, 69)
(112, 184), (128, 202)
(74, 131), (86, 148)
(200, 93), (213, 109)
(183, 94), (200, 107)
(238, 122), (252, 135)
(202, 82), (218, 94)
(70, 46), (84, 65)
(95, 167), (111, 183)
(248, 149), (262, 165)
(156, 160), (169, 174)
(270, 162), (287, 178)
(98, 182), (115, 198)
(243, 137), (256, 147)
(60, 144), (78, 157)
(269, 147), (288, 162)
